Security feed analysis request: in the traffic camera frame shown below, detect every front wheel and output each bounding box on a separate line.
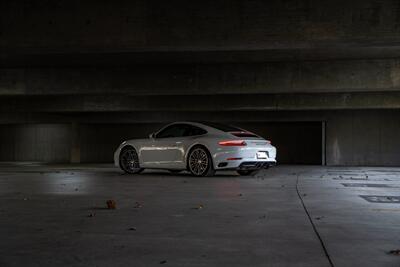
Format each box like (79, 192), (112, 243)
(188, 146), (215, 177)
(119, 147), (143, 174)
(237, 170), (260, 176)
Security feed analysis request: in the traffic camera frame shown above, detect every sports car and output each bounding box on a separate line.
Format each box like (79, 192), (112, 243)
(114, 121), (277, 176)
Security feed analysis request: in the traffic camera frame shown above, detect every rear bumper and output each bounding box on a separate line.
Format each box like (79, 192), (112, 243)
(238, 161), (276, 170)
(215, 160), (277, 170)
(213, 144), (277, 170)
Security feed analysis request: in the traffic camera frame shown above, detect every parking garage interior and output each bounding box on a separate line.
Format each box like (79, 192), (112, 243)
(1, 1), (400, 266)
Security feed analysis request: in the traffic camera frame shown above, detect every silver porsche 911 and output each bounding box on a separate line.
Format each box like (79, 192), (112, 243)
(114, 121), (277, 176)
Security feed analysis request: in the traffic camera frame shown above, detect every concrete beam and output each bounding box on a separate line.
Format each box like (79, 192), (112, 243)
(4, 47), (400, 66)
(0, 110), (329, 124)
(1, 59), (400, 96)
(2, 1), (400, 54)
(1, 92), (400, 113)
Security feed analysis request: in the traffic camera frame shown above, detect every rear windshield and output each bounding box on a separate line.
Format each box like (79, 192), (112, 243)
(198, 122), (243, 132)
(230, 131), (259, 138)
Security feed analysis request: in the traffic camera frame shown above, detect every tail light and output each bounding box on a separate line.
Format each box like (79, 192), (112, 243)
(266, 140), (271, 144)
(219, 140), (247, 146)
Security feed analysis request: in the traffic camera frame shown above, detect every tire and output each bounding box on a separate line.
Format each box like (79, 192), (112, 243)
(237, 170), (260, 176)
(187, 146), (215, 177)
(119, 146), (143, 174)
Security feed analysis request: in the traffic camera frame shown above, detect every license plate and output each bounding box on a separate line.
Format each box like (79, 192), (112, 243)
(256, 152), (267, 159)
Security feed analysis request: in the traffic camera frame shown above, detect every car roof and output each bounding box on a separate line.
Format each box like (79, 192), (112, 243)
(167, 121), (242, 133)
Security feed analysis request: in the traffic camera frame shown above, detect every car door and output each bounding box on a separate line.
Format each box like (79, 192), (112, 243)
(140, 124), (187, 169)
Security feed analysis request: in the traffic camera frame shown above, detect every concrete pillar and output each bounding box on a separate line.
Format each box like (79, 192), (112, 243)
(322, 121), (326, 166)
(70, 122), (80, 163)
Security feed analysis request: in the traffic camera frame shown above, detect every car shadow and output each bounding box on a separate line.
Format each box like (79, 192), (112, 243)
(122, 169), (241, 178)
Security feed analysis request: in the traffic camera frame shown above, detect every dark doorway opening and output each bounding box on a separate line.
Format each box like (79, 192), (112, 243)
(235, 122), (323, 165)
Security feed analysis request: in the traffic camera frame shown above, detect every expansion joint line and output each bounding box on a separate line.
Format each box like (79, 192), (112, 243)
(296, 173), (335, 267)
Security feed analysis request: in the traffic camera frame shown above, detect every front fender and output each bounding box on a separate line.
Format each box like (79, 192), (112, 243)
(114, 141), (141, 167)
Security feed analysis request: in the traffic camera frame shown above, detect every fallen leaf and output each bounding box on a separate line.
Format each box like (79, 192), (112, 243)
(106, 200), (117, 209)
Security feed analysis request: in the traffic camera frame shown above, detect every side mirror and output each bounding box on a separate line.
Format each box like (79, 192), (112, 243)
(149, 133), (154, 139)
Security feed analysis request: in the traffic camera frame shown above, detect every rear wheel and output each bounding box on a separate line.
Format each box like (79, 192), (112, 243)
(188, 146), (215, 177)
(237, 170), (260, 176)
(119, 147), (143, 174)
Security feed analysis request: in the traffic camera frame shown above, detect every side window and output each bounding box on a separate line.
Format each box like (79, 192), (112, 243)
(183, 125), (207, 136)
(155, 124), (186, 138)
(191, 126), (207, 136)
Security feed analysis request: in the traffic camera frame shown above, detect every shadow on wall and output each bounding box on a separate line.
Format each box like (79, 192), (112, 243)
(0, 122), (322, 164)
(235, 122), (322, 165)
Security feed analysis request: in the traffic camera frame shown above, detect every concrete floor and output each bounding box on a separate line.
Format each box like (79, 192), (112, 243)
(0, 163), (400, 267)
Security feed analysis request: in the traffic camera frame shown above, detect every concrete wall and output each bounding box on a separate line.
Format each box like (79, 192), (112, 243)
(0, 124), (71, 162)
(326, 110), (400, 166)
(0, 0), (400, 166)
